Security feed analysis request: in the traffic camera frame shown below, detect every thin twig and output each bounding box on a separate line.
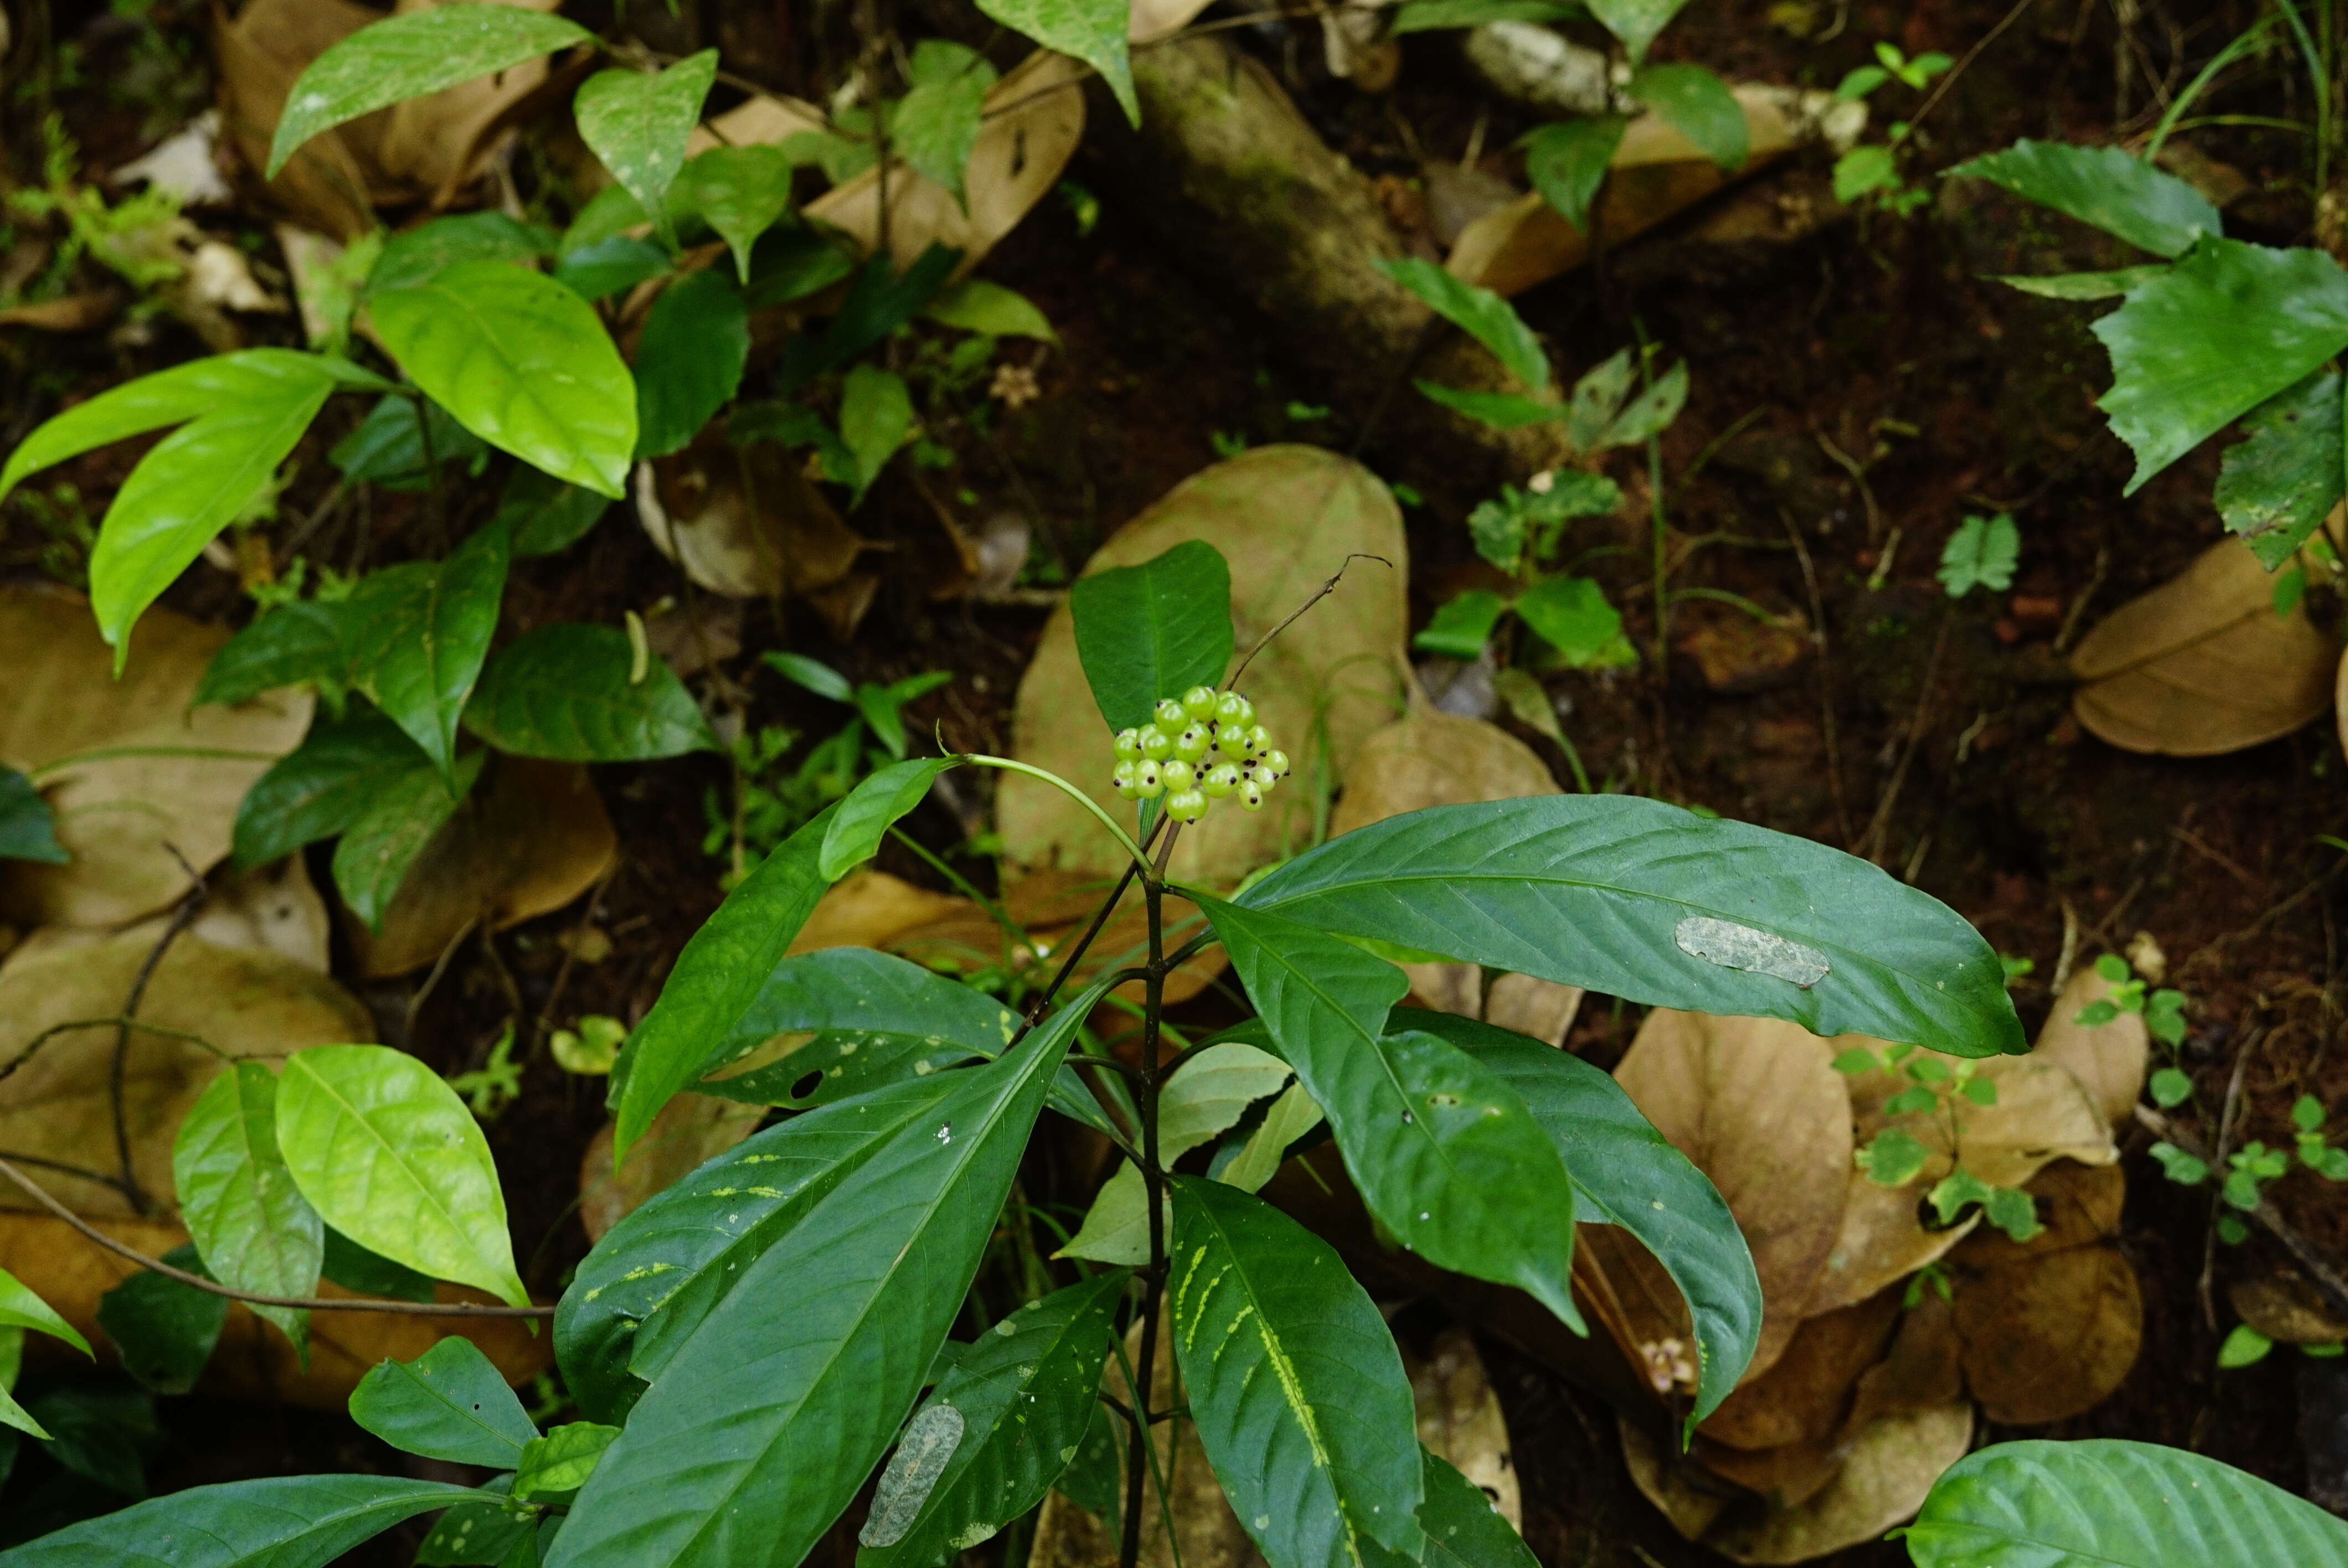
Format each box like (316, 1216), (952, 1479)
(1858, 612), (1952, 863)
(1910, 0), (2043, 132)
(0, 1017), (228, 1090)
(0, 1158), (551, 1318)
(1225, 555), (1393, 692)
(112, 863), (208, 1214)
(1781, 510), (1851, 844)
(2201, 1027), (2262, 1332)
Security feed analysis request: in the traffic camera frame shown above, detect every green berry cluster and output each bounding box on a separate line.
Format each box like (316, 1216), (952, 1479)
(1110, 686), (1291, 826)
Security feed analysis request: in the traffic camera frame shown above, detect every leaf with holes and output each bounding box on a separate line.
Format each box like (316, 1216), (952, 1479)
(464, 622), (718, 762)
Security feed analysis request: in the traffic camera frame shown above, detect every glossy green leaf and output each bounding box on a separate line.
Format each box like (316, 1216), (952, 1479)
(0, 1266), (91, 1360)
(497, 464), (614, 558)
(1994, 264), (2168, 299)
(894, 41), (999, 201)
(414, 1478), (534, 1567)
(924, 278), (1055, 342)
(277, 1044), (530, 1308)
(554, 235), (672, 302)
(1945, 139), (2221, 258)
(1412, 1008), (1757, 1419)
(342, 520), (509, 775)
(820, 756), (961, 880)
(370, 261), (637, 497)
(1515, 573), (1629, 667)
(1069, 538), (1234, 733)
(329, 393), (489, 488)
(514, 1422), (620, 1502)
(1419, 1449), (1538, 1568)
(0, 1474), (481, 1565)
(463, 622), (718, 762)
(840, 363), (916, 507)
(1237, 796), (2026, 1055)
(1413, 590), (1508, 660)
(367, 212), (555, 297)
(548, 988), (1099, 1568)
(2217, 370), (2344, 568)
(195, 600), (349, 708)
(173, 1062), (321, 1359)
(1412, 381), (1565, 428)
(1626, 63), (1745, 171)
(1586, 0), (1687, 58)
(575, 51), (718, 231)
(858, 1271), (1126, 1566)
(330, 748), (485, 931)
(1062, 1042), (1290, 1265)
(0, 768), (67, 865)
(1522, 116), (1628, 233)
(676, 146), (799, 282)
(267, 4), (593, 177)
(1196, 896), (1583, 1330)
(1903, 1439), (2348, 1566)
(95, 1249), (226, 1396)
(1376, 257), (1548, 389)
(231, 710), (431, 869)
(976, 0), (1135, 123)
(634, 268), (749, 460)
(2094, 239), (2348, 493)
(348, 1337), (537, 1468)
(610, 804), (841, 1158)
(322, 1224), (436, 1303)
(1168, 1176), (1424, 1566)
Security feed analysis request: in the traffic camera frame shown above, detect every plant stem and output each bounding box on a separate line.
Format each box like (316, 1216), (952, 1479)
(963, 754), (1152, 876)
(1119, 878), (1171, 1568)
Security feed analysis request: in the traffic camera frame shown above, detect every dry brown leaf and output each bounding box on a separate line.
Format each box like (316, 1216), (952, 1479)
(637, 431), (867, 600)
(2029, 965), (2150, 1127)
(5, 855), (332, 976)
(1618, 1416), (1738, 1542)
(790, 868), (967, 954)
(1843, 1291), (1963, 1435)
(1405, 1327), (1522, 1531)
(2231, 1270), (2348, 1345)
(213, 0), (393, 239)
(1448, 88), (1865, 297)
(348, 757), (616, 977)
(0, 934), (372, 1219)
(1948, 1161), (2139, 1425)
(1702, 1402), (1973, 1565)
(1002, 446), (1410, 890)
(2071, 538), (2341, 755)
(0, 291), (122, 331)
(1128, 0), (1217, 42)
(1613, 1010), (1854, 1382)
(1327, 706), (1555, 838)
(687, 92), (826, 158)
(1700, 1290), (1902, 1452)
(579, 1094), (765, 1242)
(0, 585), (313, 928)
(1481, 971), (1584, 1046)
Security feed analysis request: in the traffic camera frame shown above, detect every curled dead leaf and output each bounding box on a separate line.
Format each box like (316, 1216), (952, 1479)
(579, 1094), (765, 1242)
(1700, 1289), (1901, 1452)
(2029, 964), (2150, 1127)
(213, 0), (397, 239)
(1702, 1402), (1974, 1566)
(637, 430), (867, 601)
(2071, 538), (2341, 756)
(2231, 1268), (2348, 1346)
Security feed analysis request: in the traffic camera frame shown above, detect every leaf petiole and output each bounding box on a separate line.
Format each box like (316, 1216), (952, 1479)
(964, 754), (1152, 876)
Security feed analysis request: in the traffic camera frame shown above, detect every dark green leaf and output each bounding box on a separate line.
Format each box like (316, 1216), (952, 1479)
(1237, 796), (2026, 1055)
(857, 1271), (1126, 1566)
(1377, 257), (1548, 389)
(1903, 1438), (2348, 1566)
(1586, 0), (1687, 58)
(1069, 539), (1234, 733)
(1055, 1400), (1123, 1530)
(1993, 265), (2169, 299)
(267, 5), (593, 177)
(2217, 370), (2345, 568)
(779, 245), (961, 390)
(1390, 0), (1585, 33)
(1945, 139), (2222, 258)
(497, 464), (615, 558)
(575, 51), (719, 229)
(348, 1337), (538, 1468)
(329, 394), (488, 488)
(19, 1387), (152, 1497)
(1626, 64), (1745, 171)
(675, 146), (800, 283)
(548, 988), (1099, 1568)
(894, 41), (1000, 201)
(0, 769), (67, 865)
(975, 0), (1136, 124)
(341, 519), (509, 775)
(840, 363), (916, 506)
(1413, 590), (1508, 660)
(230, 710), (431, 869)
(1167, 1176), (1424, 1566)
(820, 756), (962, 879)
(1522, 116), (1627, 233)
(370, 261), (637, 497)
(1514, 574), (1629, 666)
(554, 236), (672, 302)
(1196, 896), (1583, 1330)
(609, 804), (841, 1157)
(173, 1062), (321, 1359)
(416, 1478), (534, 1566)
(1418, 1449), (1538, 1568)
(195, 600), (349, 708)
(1412, 381), (1566, 428)
(0, 1473), (480, 1565)
(95, 1249), (226, 1396)
(634, 268), (750, 460)
(367, 213), (557, 298)
(321, 1224), (436, 1303)
(1412, 1008), (1757, 1420)
(744, 225), (861, 310)
(329, 747), (485, 930)
(514, 1422), (620, 1502)
(464, 622), (718, 762)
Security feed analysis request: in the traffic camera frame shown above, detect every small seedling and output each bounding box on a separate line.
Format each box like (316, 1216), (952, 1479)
(2293, 1095), (2348, 1180)
(1835, 1044), (2040, 1242)
(551, 1015), (628, 1076)
(2076, 953), (2189, 1102)
(448, 1024), (523, 1121)
(1937, 513), (2022, 598)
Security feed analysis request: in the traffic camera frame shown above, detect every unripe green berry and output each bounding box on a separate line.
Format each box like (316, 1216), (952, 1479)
(1174, 725), (1210, 762)
(1246, 724), (1273, 754)
(1214, 724), (1251, 760)
(1114, 728), (1142, 761)
(1181, 685), (1218, 720)
(1263, 748), (1290, 777)
(1134, 760), (1164, 797)
(1139, 725), (1173, 761)
(1250, 763), (1278, 789)
(1156, 698), (1188, 729)
(1167, 787), (1208, 824)
(1201, 762), (1240, 798)
(1215, 692), (1254, 729)
(1240, 779), (1265, 811)
(1161, 758), (1195, 791)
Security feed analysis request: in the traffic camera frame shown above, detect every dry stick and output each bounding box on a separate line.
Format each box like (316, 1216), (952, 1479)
(1858, 611), (1953, 864)
(1909, 0), (2045, 133)
(2136, 1102), (2348, 1324)
(1224, 554), (1394, 693)
(0, 1157), (552, 1319)
(0, 1017), (224, 1091)
(2201, 1027), (2263, 1333)
(111, 865), (209, 1215)
(1781, 509), (1852, 846)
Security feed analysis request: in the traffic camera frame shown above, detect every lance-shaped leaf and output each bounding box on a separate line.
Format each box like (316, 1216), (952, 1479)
(1235, 796), (2025, 1056)
(1168, 1176), (1425, 1567)
(1376, 257), (1547, 389)
(0, 1474), (482, 1566)
(609, 804), (839, 1158)
(267, 4), (594, 176)
(1197, 895), (1583, 1330)
(173, 1062), (323, 1359)
(547, 986), (1101, 1568)
(339, 518), (511, 776)
(858, 1270), (1126, 1566)
(1070, 539), (1234, 733)
(634, 267), (749, 460)
(975, 0), (1136, 123)
(370, 261), (637, 497)
(349, 1337), (539, 1468)
(575, 50), (718, 231)
(194, 599), (349, 708)
(1405, 1007), (1759, 1419)
(231, 710), (434, 869)
(277, 1044), (531, 1308)
(821, 756), (962, 879)
(1945, 139), (2222, 258)
(464, 622), (718, 764)
(1419, 1448), (1538, 1568)
(2216, 369), (2345, 568)
(329, 748), (486, 931)
(1903, 1438), (2348, 1566)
